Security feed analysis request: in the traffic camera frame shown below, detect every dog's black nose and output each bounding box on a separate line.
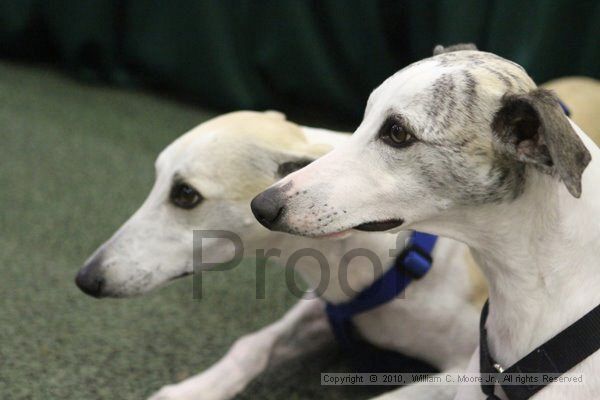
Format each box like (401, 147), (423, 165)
(251, 188), (285, 229)
(75, 255), (106, 298)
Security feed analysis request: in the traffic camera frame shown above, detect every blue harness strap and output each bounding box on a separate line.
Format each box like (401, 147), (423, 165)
(325, 231), (438, 350)
(559, 100), (571, 117)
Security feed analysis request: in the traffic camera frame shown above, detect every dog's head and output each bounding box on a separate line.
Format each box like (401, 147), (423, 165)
(251, 46), (591, 238)
(75, 111), (329, 297)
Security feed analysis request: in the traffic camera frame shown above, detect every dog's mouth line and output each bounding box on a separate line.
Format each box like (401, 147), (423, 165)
(168, 271), (193, 282)
(353, 218), (405, 232)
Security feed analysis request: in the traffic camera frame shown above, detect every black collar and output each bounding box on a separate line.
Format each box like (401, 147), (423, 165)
(480, 300), (600, 400)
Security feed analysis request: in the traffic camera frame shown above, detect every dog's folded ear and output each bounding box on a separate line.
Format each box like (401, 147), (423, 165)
(265, 142), (331, 178)
(277, 158), (314, 177)
(433, 43), (478, 55)
(492, 88), (591, 198)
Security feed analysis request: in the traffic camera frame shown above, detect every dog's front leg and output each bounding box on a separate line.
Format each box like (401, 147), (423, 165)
(148, 296), (333, 400)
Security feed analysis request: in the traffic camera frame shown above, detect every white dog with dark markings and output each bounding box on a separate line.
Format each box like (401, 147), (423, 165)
(251, 46), (600, 399)
(76, 110), (487, 400)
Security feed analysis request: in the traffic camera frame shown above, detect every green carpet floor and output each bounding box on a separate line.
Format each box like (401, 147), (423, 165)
(0, 62), (387, 399)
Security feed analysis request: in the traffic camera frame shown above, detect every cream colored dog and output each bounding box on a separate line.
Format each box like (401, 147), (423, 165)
(76, 111), (485, 400)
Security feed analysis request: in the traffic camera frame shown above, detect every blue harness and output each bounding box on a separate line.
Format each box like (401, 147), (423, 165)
(325, 231), (438, 350)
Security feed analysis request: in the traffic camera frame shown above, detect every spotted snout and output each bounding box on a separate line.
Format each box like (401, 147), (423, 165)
(251, 180), (353, 237)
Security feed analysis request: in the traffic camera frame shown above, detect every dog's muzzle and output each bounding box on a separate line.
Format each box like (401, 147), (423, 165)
(75, 254), (106, 298)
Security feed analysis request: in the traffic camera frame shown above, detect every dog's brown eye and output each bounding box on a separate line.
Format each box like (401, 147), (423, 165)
(380, 117), (414, 148)
(170, 182), (203, 209)
(390, 124), (409, 144)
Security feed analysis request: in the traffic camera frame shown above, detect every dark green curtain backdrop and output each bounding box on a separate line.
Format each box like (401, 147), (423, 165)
(1, 0), (598, 123)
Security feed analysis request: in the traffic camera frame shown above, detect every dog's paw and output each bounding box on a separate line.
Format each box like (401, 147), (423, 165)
(148, 383), (209, 400)
(148, 376), (236, 400)
(148, 384), (186, 400)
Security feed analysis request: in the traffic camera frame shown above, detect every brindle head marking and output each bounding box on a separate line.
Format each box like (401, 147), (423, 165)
(492, 88), (591, 198)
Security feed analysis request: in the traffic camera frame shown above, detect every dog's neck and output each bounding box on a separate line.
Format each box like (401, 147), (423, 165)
(421, 137), (600, 369)
(250, 230), (405, 304)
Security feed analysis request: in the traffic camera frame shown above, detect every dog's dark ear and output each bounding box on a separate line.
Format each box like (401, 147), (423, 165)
(492, 88), (591, 198)
(433, 43), (478, 55)
(277, 158), (314, 178)
(269, 140), (330, 178)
